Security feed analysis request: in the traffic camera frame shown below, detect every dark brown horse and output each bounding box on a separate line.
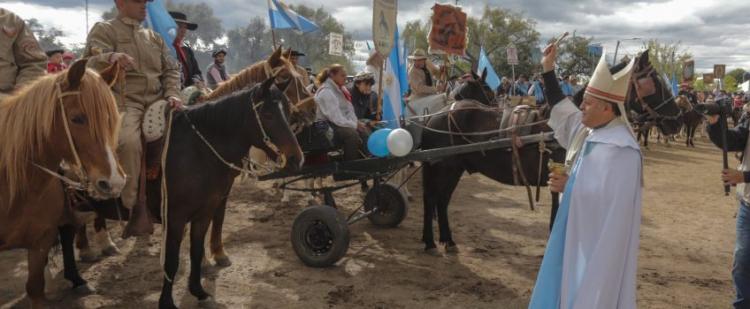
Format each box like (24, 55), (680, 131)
(421, 51), (683, 253)
(676, 95), (702, 147)
(0, 60), (124, 308)
(62, 76), (303, 309)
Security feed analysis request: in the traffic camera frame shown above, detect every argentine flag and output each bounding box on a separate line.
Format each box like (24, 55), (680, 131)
(477, 47), (502, 91)
(381, 28), (408, 129)
(268, 0), (319, 33)
(145, 0), (177, 57)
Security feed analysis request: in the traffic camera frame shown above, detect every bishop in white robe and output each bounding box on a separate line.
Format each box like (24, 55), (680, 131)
(528, 44), (643, 309)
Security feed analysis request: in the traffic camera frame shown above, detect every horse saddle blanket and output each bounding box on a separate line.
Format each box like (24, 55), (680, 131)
(499, 105), (540, 138)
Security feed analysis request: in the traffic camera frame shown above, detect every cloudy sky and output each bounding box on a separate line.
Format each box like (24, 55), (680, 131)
(2, 0), (749, 73)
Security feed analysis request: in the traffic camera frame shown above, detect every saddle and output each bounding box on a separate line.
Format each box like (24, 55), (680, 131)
(499, 105), (541, 141)
(142, 100), (172, 181)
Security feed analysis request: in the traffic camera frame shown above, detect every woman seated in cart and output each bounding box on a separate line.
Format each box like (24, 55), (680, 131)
(314, 64), (371, 160)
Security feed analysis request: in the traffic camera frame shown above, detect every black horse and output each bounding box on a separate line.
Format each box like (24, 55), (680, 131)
(59, 76), (303, 309)
(420, 50), (683, 253)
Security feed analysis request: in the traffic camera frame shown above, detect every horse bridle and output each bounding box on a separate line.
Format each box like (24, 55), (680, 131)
(630, 66), (681, 122)
(32, 82), (92, 191)
(264, 60), (313, 134)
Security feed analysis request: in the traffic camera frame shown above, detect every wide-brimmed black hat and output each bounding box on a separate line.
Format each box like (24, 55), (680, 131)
(289, 50), (305, 57)
(212, 49), (227, 57)
(45, 49), (64, 57)
(169, 11), (198, 31)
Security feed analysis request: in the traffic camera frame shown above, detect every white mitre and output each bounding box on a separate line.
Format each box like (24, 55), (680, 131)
(585, 51), (636, 126)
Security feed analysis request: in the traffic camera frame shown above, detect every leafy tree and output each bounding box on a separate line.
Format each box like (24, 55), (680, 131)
(26, 18), (64, 51)
(693, 79), (706, 92)
(642, 39), (692, 80)
(225, 17), (272, 73)
(274, 5), (355, 73)
(557, 36), (597, 77)
(723, 75), (738, 93)
(164, 0), (223, 49)
(401, 20), (429, 53)
(729, 68), (748, 83)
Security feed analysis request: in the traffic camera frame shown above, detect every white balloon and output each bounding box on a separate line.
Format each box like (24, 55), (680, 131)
(386, 128), (414, 157)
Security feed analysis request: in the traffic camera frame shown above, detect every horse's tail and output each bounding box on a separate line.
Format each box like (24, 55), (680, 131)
(421, 163), (438, 222)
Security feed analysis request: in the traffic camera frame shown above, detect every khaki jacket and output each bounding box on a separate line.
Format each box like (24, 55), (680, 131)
(85, 16), (181, 109)
(408, 65), (440, 99)
(0, 8), (46, 95)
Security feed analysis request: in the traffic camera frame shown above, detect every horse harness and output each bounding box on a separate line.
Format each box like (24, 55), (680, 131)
(630, 66), (681, 122)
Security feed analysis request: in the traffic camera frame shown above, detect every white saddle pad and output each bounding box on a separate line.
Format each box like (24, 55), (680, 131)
(143, 100), (168, 143)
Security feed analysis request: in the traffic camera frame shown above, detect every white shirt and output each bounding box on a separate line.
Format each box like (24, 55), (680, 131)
(314, 79), (358, 129)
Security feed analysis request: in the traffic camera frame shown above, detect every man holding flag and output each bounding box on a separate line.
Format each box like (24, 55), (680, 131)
(85, 0), (182, 237)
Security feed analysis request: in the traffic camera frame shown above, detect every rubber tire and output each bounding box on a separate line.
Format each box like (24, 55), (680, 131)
(365, 183), (408, 228)
(291, 205), (350, 267)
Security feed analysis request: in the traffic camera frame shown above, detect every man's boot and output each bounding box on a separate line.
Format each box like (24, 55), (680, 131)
(122, 151), (153, 238)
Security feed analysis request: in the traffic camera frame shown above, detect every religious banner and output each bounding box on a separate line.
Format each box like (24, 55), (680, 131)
(373, 0), (397, 55)
(507, 45), (519, 65)
(703, 73), (715, 84)
(682, 60), (694, 81)
(329, 32), (344, 56)
(427, 3), (467, 56)
(714, 64), (726, 79)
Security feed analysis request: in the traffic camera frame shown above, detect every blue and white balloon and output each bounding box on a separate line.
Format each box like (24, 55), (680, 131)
(386, 128), (414, 157)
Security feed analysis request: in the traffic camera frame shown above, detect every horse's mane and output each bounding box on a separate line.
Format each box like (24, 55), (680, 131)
(0, 69), (119, 203)
(205, 57), (295, 101)
(179, 86), (255, 136)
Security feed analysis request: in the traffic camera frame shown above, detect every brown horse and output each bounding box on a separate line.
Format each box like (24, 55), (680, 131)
(0, 60), (124, 308)
(676, 95), (703, 147)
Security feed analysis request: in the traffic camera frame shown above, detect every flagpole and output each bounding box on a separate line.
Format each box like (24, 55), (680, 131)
(376, 58), (384, 121)
(272, 28), (278, 49)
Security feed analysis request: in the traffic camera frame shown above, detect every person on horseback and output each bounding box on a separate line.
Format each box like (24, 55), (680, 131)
(205, 49), (228, 90)
(170, 11), (203, 88)
(529, 42), (643, 309)
(407, 49), (442, 100)
(0, 8), (46, 102)
(314, 64), (369, 161)
(286, 49), (311, 87)
(85, 0), (182, 237)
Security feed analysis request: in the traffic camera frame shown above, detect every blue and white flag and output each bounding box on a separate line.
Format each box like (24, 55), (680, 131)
(267, 0), (319, 33)
(145, 0), (177, 57)
(478, 47), (502, 91)
(381, 27), (408, 129)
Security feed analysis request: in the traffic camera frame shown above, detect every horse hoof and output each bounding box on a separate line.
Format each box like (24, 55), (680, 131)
(424, 248), (441, 256)
(214, 256), (232, 268)
(101, 245), (120, 256)
(73, 283), (96, 295)
(445, 244), (460, 254)
(78, 251), (99, 263)
(198, 296), (217, 308)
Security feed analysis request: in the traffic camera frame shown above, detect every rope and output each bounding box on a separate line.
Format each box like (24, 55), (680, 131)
(160, 108), (174, 283)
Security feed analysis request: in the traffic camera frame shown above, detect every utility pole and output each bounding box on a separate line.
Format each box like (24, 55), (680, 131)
(85, 0), (89, 32)
(612, 40), (621, 66)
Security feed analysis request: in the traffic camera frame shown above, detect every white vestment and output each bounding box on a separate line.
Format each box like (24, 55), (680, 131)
(529, 99), (643, 309)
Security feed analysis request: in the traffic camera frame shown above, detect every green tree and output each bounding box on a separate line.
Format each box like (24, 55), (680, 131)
(464, 6), (540, 79)
(273, 5), (354, 73)
(26, 18), (64, 51)
(693, 79), (706, 92)
(401, 20), (429, 53)
(642, 39), (692, 80)
(558, 36), (597, 77)
(225, 17), (272, 73)
(165, 1), (223, 49)
(723, 75), (738, 93)
(729, 68), (747, 83)
(101, 6), (117, 20)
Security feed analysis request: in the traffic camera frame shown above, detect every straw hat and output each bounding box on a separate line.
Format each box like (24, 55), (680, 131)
(408, 49), (428, 60)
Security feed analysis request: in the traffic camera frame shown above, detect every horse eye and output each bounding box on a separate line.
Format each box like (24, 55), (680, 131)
(71, 115), (87, 125)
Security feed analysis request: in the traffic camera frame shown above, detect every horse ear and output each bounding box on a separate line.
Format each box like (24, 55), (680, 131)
(99, 61), (121, 87)
(64, 59), (88, 90)
(269, 46), (283, 66)
(639, 50), (651, 67)
(258, 76), (275, 98)
(472, 70), (480, 81)
(481, 68), (488, 82)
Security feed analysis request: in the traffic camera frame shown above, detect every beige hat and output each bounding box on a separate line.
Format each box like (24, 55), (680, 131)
(408, 49), (428, 60)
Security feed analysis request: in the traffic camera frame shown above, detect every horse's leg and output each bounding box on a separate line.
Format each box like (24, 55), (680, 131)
(435, 167), (463, 253)
(59, 225), (94, 293)
(26, 230), (57, 308)
(159, 221), (186, 309)
(422, 164), (438, 253)
(93, 217), (119, 256)
(690, 124), (698, 147)
(209, 197), (231, 267)
(188, 219), (212, 302)
(75, 224), (98, 262)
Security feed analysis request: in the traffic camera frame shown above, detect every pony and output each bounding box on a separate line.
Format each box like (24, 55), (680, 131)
(0, 60), (124, 308)
(676, 95), (702, 147)
(420, 50), (683, 253)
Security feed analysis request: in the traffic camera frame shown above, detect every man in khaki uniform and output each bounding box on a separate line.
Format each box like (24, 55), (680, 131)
(0, 8), (47, 102)
(407, 49), (443, 100)
(85, 0), (182, 237)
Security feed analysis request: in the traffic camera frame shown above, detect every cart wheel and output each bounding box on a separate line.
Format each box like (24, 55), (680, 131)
(364, 183), (408, 228)
(291, 205), (350, 267)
